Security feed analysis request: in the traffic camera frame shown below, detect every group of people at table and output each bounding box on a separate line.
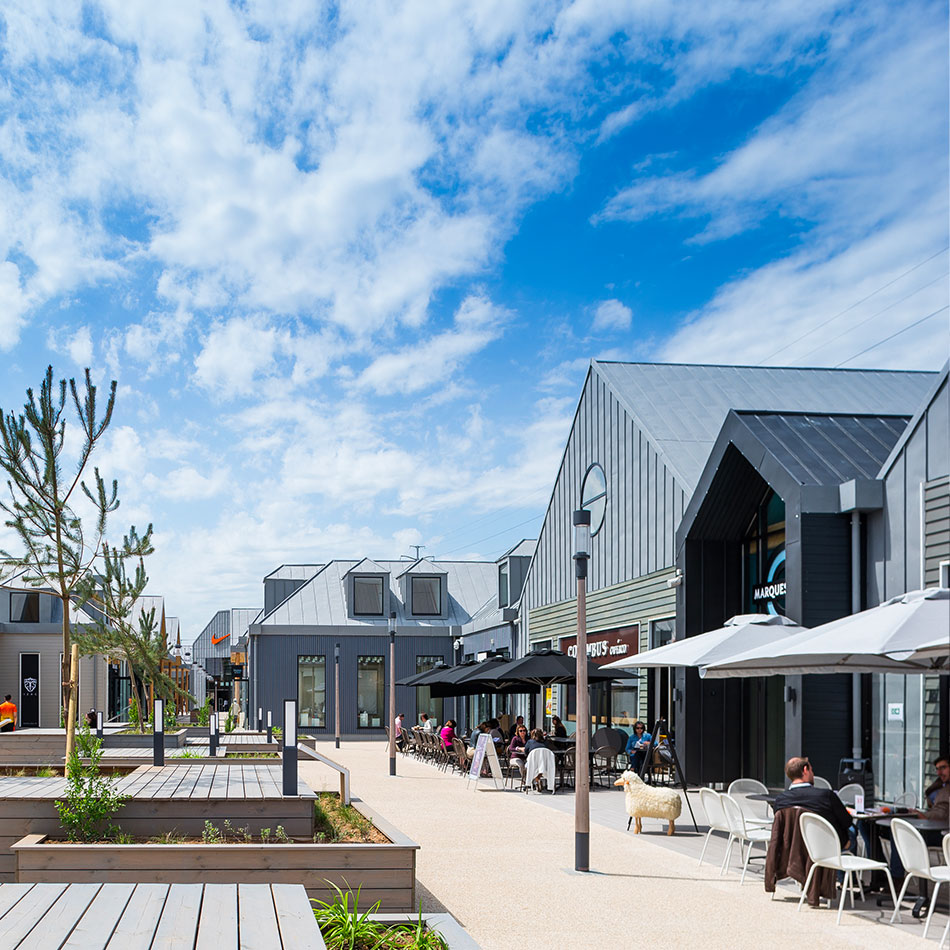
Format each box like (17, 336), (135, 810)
(769, 753), (949, 885)
(394, 711), (658, 784)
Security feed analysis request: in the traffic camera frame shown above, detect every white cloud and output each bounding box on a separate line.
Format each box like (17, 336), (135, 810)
(150, 465), (228, 502)
(46, 323), (93, 368)
(356, 295), (509, 395)
(193, 317), (284, 397)
(592, 299), (632, 333)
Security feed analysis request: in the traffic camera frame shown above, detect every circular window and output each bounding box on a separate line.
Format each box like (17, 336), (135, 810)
(580, 463), (607, 537)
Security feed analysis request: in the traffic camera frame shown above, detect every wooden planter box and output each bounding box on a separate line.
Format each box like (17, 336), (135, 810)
(13, 803), (418, 911)
(103, 730), (186, 749)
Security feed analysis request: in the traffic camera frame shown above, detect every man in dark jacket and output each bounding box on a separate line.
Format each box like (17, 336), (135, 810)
(773, 756), (853, 846)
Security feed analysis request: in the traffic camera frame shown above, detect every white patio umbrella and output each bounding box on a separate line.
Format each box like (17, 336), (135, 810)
(601, 613), (805, 670)
(700, 588), (950, 678)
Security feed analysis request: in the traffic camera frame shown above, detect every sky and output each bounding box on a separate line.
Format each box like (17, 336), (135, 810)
(0, 1), (946, 642)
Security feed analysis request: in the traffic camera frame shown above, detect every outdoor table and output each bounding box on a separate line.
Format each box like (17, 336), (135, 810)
(0, 882), (325, 948)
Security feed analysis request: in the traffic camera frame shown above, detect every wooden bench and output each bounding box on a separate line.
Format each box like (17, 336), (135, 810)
(0, 881), (326, 948)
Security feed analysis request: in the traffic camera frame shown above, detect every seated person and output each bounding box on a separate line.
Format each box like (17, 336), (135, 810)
(439, 719), (456, 751)
(419, 713), (434, 734)
(773, 756), (852, 847)
(625, 721), (652, 772)
(508, 725), (528, 778)
(524, 728), (547, 755)
(881, 754), (950, 882)
(914, 754), (950, 822)
(488, 718), (504, 742)
(467, 722), (490, 759)
(550, 716), (567, 738)
(509, 715), (526, 738)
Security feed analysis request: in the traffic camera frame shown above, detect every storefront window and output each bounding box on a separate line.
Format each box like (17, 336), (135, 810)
(872, 673), (923, 803)
(743, 490), (786, 615)
(297, 655), (326, 728)
(357, 655), (385, 728)
(415, 656), (444, 726)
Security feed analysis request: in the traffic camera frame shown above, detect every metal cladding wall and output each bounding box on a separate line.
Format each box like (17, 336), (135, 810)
(522, 368), (687, 650)
(252, 633), (455, 736)
(869, 373), (949, 603)
(264, 578), (311, 615)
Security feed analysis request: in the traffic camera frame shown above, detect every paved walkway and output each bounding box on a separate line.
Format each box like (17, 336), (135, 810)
(299, 743), (935, 950)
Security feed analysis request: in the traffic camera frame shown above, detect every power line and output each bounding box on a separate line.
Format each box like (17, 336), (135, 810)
(437, 512), (543, 557)
(427, 485), (550, 547)
(835, 306), (949, 367)
(757, 246), (949, 365)
(797, 271), (947, 362)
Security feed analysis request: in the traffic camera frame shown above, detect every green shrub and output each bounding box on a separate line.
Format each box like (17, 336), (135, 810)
(55, 723), (129, 842)
(196, 697), (211, 727)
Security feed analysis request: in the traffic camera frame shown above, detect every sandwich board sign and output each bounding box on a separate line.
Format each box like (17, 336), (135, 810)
(467, 733), (504, 790)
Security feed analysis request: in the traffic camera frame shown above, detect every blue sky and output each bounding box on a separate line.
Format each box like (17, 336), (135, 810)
(0, 1), (946, 639)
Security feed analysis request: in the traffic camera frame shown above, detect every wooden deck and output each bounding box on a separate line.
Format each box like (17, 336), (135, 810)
(0, 765), (318, 881)
(0, 882), (326, 948)
(0, 764), (316, 801)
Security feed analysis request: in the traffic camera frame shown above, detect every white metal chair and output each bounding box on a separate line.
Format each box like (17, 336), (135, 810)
(939, 836), (950, 949)
(698, 788), (730, 866)
(720, 793), (772, 883)
(726, 778), (773, 828)
(813, 775), (833, 790)
(836, 783), (865, 807)
(798, 812), (897, 924)
(889, 818), (950, 936)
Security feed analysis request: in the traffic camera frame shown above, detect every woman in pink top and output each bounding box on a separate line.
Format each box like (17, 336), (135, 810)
(440, 719), (457, 750)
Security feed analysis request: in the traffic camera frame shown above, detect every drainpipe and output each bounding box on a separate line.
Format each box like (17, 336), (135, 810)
(851, 512), (862, 761)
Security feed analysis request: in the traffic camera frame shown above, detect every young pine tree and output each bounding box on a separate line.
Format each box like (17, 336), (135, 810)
(0, 366), (118, 760)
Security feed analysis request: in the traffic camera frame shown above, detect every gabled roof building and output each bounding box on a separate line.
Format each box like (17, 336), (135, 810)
(520, 360), (943, 790)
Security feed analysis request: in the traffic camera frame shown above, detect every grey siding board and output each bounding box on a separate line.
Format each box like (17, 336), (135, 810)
(867, 369), (948, 604)
(927, 379), (949, 480)
(253, 634), (454, 736)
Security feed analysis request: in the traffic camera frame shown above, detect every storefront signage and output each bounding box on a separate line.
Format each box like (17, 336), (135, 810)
(559, 626), (640, 666)
(753, 581), (787, 602)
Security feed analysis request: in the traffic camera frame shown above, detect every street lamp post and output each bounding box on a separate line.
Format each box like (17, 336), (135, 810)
(573, 509), (591, 873)
(334, 643), (341, 750)
(389, 611), (397, 777)
(453, 637), (464, 732)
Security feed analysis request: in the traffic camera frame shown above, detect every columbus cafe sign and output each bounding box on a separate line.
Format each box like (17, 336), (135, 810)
(559, 625), (640, 666)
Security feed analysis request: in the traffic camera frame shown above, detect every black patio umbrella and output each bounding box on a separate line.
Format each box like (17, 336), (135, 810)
(479, 648), (637, 688)
(428, 655), (530, 698)
(395, 661), (454, 688)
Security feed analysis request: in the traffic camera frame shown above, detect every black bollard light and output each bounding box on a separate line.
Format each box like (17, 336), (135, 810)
(95, 710), (103, 741)
(209, 712), (218, 758)
(282, 699), (297, 796)
(266, 710), (273, 743)
(257, 706), (263, 733)
(153, 698), (165, 767)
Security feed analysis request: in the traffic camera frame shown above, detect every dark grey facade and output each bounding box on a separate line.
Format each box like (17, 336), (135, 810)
(253, 633), (456, 736)
(248, 559), (497, 737)
(675, 412), (911, 785)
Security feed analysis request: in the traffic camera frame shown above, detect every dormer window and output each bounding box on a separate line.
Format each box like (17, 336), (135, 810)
(410, 576), (441, 616)
(10, 592), (39, 623)
(498, 562), (509, 608)
(353, 576), (384, 616)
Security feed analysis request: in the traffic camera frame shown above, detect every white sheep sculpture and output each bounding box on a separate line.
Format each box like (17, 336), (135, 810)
(615, 769), (682, 835)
